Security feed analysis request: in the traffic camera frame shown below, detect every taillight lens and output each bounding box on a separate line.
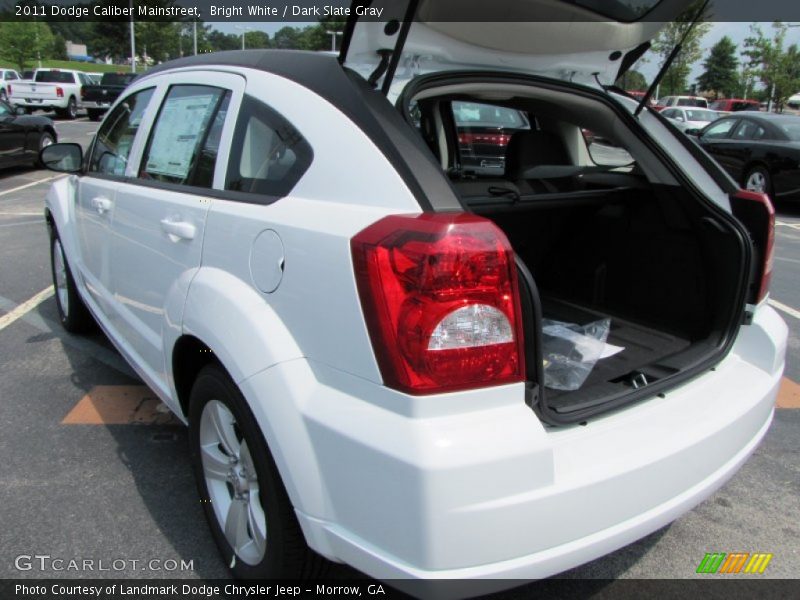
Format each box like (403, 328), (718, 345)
(351, 213), (525, 394)
(56, 87), (64, 98)
(7, 84), (11, 95)
(731, 189), (774, 303)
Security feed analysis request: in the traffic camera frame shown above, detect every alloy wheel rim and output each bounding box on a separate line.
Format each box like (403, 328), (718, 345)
(53, 239), (69, 317)
(199, 400), (267, 565)
(746, 171), (766, 193)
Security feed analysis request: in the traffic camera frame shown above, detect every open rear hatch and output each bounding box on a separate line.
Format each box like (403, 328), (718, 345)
(339, 0), (695, 93)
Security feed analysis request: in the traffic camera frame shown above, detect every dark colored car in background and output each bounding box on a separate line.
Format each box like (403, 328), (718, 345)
(81, 72), (138, 121)
(0, 99), (57, 169)
(690, 113), (800, 202)
(453, 101), (530, 176)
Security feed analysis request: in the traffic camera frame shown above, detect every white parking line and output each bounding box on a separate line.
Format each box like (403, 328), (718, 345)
(0, 287), (54, 332)
(0, 175), (65, 198)
(0, 211), (43, 217)
(769, 298), (800, 320)
(776, 220), (800, 230)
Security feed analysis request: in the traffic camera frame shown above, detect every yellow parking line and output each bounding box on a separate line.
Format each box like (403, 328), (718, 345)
(777, 378), (800, 409)
(61, 385), (179, 425)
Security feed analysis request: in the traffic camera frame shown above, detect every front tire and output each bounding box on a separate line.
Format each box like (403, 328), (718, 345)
(189, 364), (325, 578)
(50, 232), (93, 333)
(744, 165), (773, 199)
(87, 109), (103, 122)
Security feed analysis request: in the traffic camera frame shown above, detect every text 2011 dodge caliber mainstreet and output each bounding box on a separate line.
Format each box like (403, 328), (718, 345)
(39, 0), (787, 592)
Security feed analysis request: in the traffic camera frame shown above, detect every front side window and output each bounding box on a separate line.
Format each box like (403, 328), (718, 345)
(225, 95), (313, 200)
(140, 85), (228, 187)
(88, 88), (154, 176)
(702, 119), (737, 139)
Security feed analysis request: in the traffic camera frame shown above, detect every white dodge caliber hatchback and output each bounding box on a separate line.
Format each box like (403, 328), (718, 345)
(40, 0), (787, 589)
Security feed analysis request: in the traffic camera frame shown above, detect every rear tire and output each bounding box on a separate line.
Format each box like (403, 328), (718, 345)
(189, 364), (327, 578)
(57, 97), (78, 120)
(743, 165), (773, 200)
(87, 109), (103, 122)
(0, 89), (6, 102)
(34, 131), (55, 167)
(50, 231), (93, 333)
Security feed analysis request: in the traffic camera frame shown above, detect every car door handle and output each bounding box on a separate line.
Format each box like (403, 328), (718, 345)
(160, 218), (196, 241)
(90, 196), (112, 215)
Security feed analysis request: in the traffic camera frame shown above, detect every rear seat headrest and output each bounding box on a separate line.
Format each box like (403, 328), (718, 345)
(505, 131), (571, 180)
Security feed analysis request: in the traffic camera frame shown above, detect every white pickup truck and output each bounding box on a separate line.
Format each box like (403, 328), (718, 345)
(9, 69), (92, 119)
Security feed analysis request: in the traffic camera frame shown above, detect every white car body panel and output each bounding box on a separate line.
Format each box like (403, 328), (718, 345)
(42, 53), (787, 589)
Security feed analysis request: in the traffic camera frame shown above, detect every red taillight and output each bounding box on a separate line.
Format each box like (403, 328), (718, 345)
(458, 133), (512, 146)
(80, 87), (86, 99)
(351, 213), (525, 394)
(7, 84), (11, 95)
(732, 189), (774, 303)
(56, 87), (64, 98)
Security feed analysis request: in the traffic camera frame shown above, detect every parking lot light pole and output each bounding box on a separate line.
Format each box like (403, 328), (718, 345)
(235, 26), (253, 50)
(326, 30), (343, 52)
(129, 0), (136, 73)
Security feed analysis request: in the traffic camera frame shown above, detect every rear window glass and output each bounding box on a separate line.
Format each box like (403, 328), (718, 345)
(685, 110), (716, 122)
(677, 98), (707, 108)
(35, 71), (75, 84)
(453, 102), (529, 129)
(777, 122), (800, 141)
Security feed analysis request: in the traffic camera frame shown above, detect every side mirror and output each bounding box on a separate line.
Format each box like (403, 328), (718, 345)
(15, 106), (26, 116)
(40, 143), (83, 173)
(684, 128), (702, 137)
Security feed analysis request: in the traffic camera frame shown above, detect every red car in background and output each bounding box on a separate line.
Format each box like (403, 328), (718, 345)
(709, 98), (761, 113)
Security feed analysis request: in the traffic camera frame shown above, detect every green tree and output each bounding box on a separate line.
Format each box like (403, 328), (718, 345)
(0, 22), (55, 71)
(136, 22), (181, 64)
(697, 36), (738, 99)
(743, 23), (800, 111)
(244, 31), (271, 50)
(650, 1), (711, 96)
(616, 69), (648, 91)
(89, 21), (130, 63)
(272, 26), (303, 50)
(207, 30), (241, 52)
(51, 34), (69, 61)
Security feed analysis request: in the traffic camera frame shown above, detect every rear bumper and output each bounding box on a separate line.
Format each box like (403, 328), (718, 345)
(241, 305), (787, 584)
(81, 100), (111, 110)
(12, 98), (69, 109)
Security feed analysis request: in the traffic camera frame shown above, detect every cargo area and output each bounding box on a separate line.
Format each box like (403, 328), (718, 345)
(463, 181), (746, 416)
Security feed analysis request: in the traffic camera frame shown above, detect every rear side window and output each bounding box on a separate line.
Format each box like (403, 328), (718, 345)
(732, 120), (765, 141)
(35, 71), (75, 84)
(88, 88), (154, 176)
(224, 95), (312, 200)
(140, 85), (229, 187)
(5, 71), (18, 81)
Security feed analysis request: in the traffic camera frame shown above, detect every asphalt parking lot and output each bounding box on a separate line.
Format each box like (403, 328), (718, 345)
(0, 116), (798, 588)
